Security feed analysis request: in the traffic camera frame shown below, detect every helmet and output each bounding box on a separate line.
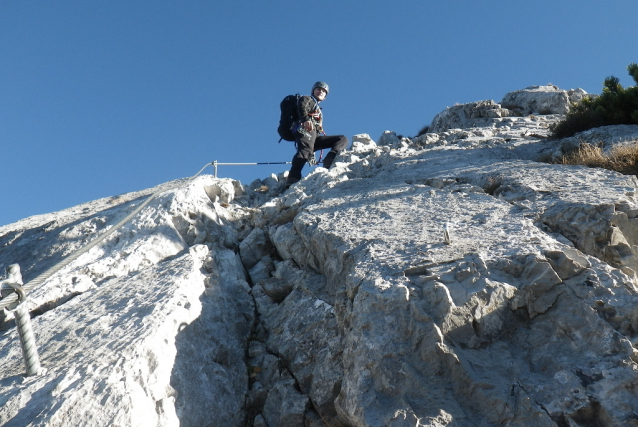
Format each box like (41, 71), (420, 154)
(312, 81), (329, 95)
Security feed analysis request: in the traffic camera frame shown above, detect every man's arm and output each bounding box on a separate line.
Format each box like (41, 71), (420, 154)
(297, 95), (315, 122)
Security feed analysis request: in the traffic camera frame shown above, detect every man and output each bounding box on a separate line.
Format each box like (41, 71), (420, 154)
(286, 81), (348, 186)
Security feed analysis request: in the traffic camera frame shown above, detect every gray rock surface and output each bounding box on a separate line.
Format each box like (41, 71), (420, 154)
(2, 85), (638, 426)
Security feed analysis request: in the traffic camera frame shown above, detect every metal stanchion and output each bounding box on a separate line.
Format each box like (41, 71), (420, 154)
(1, 264), (43, 376)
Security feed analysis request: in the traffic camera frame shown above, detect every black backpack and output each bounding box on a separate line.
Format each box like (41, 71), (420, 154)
(277, 94), (301, 142)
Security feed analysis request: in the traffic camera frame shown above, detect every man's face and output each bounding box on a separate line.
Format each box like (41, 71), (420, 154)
(313, 87), (327, 101)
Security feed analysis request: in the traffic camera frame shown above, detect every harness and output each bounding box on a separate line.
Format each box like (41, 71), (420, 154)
(294, 95), (326, 165)
(309, 96), (324, 133)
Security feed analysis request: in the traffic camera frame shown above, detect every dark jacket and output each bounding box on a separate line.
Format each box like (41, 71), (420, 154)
(297, 95), (323, 133)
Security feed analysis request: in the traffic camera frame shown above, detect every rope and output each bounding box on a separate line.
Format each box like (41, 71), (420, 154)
(0, 162), (214, 310)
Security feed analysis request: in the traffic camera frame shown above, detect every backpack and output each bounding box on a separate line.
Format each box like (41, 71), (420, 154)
(277, 94), (301, 142)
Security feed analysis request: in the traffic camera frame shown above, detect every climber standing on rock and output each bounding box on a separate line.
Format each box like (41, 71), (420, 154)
(285, 81), (349, 186)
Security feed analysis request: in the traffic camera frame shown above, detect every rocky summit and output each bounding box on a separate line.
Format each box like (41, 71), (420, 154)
(2, 85), (638, 427)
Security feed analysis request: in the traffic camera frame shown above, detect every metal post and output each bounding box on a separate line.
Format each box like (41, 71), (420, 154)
(213, 160), (218, 178)
(1, 264), (43, 376)
(12, 298), (42, 376)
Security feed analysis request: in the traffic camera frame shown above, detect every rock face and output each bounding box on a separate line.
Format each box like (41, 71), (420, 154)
(2, 85), (638, 426)
(429, 100), (511, 133)
(0, 179), (255, 427)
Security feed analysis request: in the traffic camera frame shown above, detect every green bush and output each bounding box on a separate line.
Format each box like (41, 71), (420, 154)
(415, 125), (429, 137)
(552, 62), (638, 139)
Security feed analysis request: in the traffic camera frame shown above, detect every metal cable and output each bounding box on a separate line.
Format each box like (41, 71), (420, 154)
(0, 162), (214, 310)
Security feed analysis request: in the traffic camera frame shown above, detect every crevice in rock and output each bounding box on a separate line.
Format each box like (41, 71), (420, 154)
(1, 285), (87, 333)
(29, 291), (83, 319)
(0, 314), (16, 333)
(559, 400), (608, 427)
(534, 399), (553, 423)
(575, 369), (603, 388)
(243, 296), (267, 426)
(238, 221), (347, 426)
(499, 383), (519, 422)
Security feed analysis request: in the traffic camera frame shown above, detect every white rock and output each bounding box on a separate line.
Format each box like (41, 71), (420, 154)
(377, 130), (401, 146)
(500, 84), (572, 115)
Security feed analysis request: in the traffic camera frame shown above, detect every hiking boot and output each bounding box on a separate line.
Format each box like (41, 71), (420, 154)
(286, 175), (301, 185)
(282, 175), (301, 190)
(322, 151), (337, 169)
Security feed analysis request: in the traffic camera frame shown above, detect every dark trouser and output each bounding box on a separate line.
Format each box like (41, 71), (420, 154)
(288, 130), (349, 180)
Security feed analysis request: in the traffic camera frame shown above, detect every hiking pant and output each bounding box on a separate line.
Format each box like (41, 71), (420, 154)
(289, 130), (349, 180)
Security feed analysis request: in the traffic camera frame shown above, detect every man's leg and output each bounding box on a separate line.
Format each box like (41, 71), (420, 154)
(287, 129), (317, 184)
(315, 135), (348, 169)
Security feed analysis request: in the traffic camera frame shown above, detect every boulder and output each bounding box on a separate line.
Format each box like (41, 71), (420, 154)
(239, 227), (271, 270)
(500, 84), (585, 115)
(377, 130), (401, 146)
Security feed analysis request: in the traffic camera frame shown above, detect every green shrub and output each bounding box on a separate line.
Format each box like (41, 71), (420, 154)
(552, 62), (638, 139)
(415, 125), (429, 137)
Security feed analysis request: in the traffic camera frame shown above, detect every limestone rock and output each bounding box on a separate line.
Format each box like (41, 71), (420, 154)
(248, 256), (275, 286)
(545, 247), (591, 280)
(377, 130), (401, 146)
(239, 227), (271, 269)
(568, 87), (589, 103)
(352, 133), (376, 147)
(500, 84), (578, 115)
(248, 114), (638, 424)
(0, 177), (253, 427)
(3, 86), (638, 427)
(204, 179), (242, 204)
(262, 379), (309, 427)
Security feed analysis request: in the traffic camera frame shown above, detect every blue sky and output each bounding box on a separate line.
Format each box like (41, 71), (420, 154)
(1, 1), (636, 227)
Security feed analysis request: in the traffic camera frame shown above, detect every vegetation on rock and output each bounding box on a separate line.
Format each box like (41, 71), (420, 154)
(549, 141), (638, 176)
(552, 62), (638, 138)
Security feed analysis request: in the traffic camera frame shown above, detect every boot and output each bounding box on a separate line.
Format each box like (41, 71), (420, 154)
(288, 157), (306, 181)
(285, 175), (301, 186)
(322, 151), (338, 169)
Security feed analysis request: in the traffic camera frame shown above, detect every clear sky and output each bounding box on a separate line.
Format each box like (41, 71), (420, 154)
(1, 1), (636, 227)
